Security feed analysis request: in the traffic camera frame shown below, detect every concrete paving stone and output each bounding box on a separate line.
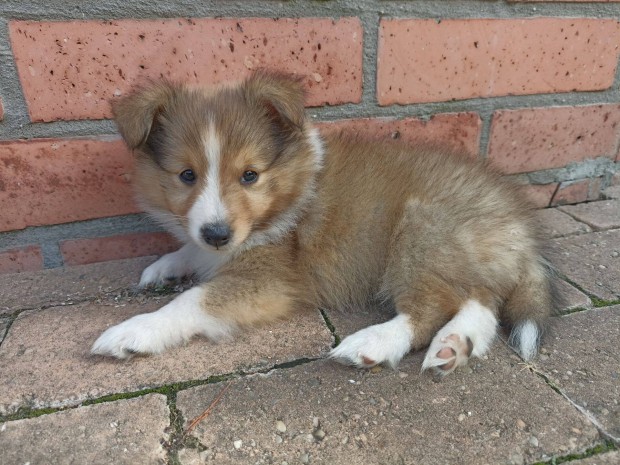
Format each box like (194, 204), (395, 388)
(0, 318), (8, 345)
(177, 345), (599, 465)
(0, 298), (332, 415)
(0, 256), (157, 316)
(602, 185), (620, 200)
(559, 200), (620, 231)
(550, 230), (620, 301)
(537, 208), (592, 238)
(536, 306), (620, 440)
(571, 451), (620, 465)
(555, 279), (592, 313)
(0, 394), (169, 465)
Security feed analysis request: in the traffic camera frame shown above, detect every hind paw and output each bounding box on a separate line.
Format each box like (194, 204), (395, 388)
(422, 333), (473, 375)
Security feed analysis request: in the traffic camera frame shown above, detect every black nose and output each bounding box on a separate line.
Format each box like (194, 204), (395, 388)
(201, 223), (231, 248)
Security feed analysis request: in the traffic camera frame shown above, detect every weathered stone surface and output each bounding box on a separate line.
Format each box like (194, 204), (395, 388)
(536, 306), (620, 440)
(0, 318), (8, 344)
(556, 279), (592, 313)
(571, 451), (620, 465)
(537, 208), (592, 238)
(177, 347), (598, 465)
(560, 200), (620, 231)
(0, 394), (169, 465)
(550, 230), (620, 301)
(0, 298), (332, 414)
(0, 256), (156, 315)
(602, 185), (620, 200)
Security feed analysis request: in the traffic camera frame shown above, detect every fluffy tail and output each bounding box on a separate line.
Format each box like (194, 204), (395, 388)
(504, 257), (561, 361)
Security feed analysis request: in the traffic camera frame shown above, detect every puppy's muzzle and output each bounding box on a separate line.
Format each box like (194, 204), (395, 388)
(201, 223), (232, 249)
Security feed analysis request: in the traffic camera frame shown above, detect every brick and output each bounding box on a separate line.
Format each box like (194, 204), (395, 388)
(0, 394), (169, 464)
(536, 208), (591, 238)
(60, 232), (179, 266)
(551, 180), (589, 206)
(549, 229), (620, 301)
(0, 299), (331, 414)
(177, 351), (598, 464)
(0, 256), (156, 315)
(587, 177), (603, 201)
(378, 18), (620, 105)
(10, 18), (363, 122)
(319, 112), (482, 157)
(559, 200), (620, 231)
(518, 183), (557, 208)
(0, 245), (43, 274)
(488, 105), (620, 174)
(537, 306), (620, 438)
(0, 138), (137, 232)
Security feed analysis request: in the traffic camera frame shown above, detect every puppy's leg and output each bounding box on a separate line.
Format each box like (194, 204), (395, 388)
(91, 286), (233, 358)
(422, 299), (498, 375)
(330, 276), (461, 368)
(139, 242), (226, 287)
(92, 245), (302, 358)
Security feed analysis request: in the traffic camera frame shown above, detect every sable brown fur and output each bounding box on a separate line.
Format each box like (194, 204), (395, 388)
(96, 71), (556, 368)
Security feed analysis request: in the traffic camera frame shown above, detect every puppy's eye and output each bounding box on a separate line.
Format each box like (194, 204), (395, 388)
(241, 170), (259, 185)
(179, 169), (196, 185)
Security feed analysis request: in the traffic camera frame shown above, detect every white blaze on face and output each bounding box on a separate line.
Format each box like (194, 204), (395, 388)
(188, 122), (228, 245)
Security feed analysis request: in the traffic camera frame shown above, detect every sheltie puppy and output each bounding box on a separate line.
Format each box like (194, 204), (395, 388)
(92, 71), (557, 374)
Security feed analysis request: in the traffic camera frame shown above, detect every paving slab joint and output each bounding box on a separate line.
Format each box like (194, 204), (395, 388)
(555, 206), (619, 233)
(319, 308), (341, 347)
(556, 275), (620, 310)
(530, 367), (620, 446)
(529, 440), (617, 465)
(162, 393), (207, 465)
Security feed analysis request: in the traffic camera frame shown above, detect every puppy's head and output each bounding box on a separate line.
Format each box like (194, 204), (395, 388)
(113, 71), (323, 253)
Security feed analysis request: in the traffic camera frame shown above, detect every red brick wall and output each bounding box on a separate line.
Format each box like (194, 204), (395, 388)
(1, 2), (620, 272)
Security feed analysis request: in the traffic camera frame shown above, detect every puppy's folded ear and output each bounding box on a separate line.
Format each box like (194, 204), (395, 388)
(111, 82), (175, 150)
(243, 70), (307, 132)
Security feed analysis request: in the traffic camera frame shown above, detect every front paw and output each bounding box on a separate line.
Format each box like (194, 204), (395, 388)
(140, 253), (185, 287)
(91, 313), (175, 359)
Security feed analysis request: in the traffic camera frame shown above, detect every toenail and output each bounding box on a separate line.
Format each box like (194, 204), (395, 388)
(465, 336), (474, 357)
(361, 356), (376, 366)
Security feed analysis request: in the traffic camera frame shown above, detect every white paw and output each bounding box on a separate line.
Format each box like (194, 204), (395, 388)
(91, 287), (235, 359)
(91, 312), (175, 359)
(139, 252), (187, 287)
(422, 333), (473, 374)
(421, 300), (498, 375)
(330, 314), (413, 368)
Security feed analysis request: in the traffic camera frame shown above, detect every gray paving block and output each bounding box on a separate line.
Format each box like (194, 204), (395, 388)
(0, 256), (157, 315)
(537, 208), (592, 238)
(0, 299), (331, 415)
(550, 230), (620, 301)
(0, 394), (169, 465)
(560, 200), (620, 231)
(536, 306), (620, 441)
(177, 348), (599, 465)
